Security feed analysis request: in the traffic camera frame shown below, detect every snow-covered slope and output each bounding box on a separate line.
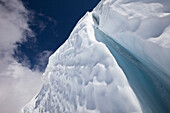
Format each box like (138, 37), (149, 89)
(21, 0), (170, 113)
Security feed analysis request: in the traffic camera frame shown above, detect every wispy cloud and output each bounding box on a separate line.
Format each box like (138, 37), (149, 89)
(35, 50), (52, 72)
(0, 0), (42, 113)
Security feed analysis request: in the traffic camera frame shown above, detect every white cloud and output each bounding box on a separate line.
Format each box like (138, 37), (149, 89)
(0, 62), (42, 113)
(0, 0), (42, 113)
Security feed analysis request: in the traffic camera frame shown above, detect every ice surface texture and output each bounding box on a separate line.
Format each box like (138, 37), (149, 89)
(22, 0), (170, 113)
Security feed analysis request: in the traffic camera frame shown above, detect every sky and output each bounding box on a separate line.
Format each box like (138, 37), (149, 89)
(15, 0), (100, 71)
(0, 0), (100, 113)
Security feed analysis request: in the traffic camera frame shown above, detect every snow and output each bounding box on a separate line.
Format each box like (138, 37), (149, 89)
(21, 0), (170, 113)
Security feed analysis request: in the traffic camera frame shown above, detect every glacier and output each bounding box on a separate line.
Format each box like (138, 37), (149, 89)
(21, 0), (170, 113)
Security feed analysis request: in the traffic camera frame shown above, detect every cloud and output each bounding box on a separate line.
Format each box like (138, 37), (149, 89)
(0, 62), (42, 113)
(35, 50), (53, 71)
(0, 0), (42, 113)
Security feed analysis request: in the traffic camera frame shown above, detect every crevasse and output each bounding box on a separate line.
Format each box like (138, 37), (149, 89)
(94, 26), (169, 113)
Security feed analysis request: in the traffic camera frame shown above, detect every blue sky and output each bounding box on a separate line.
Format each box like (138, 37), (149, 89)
(14, 0), (100, 71)
(0, 0), (100, 113)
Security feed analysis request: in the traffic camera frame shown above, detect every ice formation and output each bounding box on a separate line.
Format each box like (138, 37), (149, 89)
(21, 0), (170, 113)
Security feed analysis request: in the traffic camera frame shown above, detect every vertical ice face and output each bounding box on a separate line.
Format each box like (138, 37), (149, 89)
(21, 0), (170, 113)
